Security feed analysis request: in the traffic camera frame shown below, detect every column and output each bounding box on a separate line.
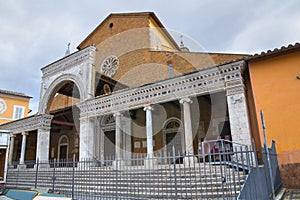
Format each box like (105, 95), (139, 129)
(36, 129), (51, 163)
(180, 98), (196, 166)
(143, 105), (157, 168)
(226, 87), (252, 147)
(113, 112), (123, 169)
(122, 114), (132, 162)
(19, 132), (27, 165)
(144, 105), (154, 158)
(8, 134), (15, 165)
(79, 116), (95, 161)
(114, 112), (123, 161)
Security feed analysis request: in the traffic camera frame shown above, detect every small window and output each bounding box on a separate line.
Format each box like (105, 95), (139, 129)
(13, 106), (25, 120)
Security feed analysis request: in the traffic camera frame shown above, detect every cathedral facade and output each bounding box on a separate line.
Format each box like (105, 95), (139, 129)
(0, 12), (254, 167)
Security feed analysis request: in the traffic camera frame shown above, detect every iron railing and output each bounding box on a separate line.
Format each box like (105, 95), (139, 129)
(6, 143), (259, 200)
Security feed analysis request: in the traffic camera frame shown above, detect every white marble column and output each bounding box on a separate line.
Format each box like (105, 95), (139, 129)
(180, 98), (194, 155)
(79, 116), (95, 161)
(113, 112), (123, 170)
(36, 128), (51, 163)
(143, 105), (157, 168)
(226, 87), (252, 147)
(180, 98), (196, 166)
(8, 134), (15, 165)
(144, 105), (154, 158)
(122, 114), (132, 161)
(19, 132), (27, 165)
(114, 112), (123, 161)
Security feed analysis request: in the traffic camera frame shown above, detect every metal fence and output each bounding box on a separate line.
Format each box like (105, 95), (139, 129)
(6, 142), (258, 200)
(238, 140), (282, 200)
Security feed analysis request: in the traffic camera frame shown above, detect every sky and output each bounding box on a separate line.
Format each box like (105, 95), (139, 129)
(0, 0), (299, 114)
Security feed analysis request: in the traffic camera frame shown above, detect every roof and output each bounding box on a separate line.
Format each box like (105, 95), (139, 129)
(77, 12), (180, 50)
(247, 42), (300, 61)
(0, 89), (32, 99)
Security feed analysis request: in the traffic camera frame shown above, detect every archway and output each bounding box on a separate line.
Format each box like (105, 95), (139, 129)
(44, 78), (81, 161)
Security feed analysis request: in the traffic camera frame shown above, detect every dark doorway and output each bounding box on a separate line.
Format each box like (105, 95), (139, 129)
(104, 131), (115, 158)
(166, 132), (182, 158)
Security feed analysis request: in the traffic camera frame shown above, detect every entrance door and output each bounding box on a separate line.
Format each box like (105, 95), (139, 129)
(59, 145), (68, 161)
(104, 131), (115, 159)
(166, 132), (182, 158)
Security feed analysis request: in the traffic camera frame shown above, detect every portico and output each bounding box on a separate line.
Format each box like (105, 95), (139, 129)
(77, 60), (253, 166)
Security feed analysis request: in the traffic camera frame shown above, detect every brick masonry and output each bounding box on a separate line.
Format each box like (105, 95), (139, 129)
(280, 163), (300, 188)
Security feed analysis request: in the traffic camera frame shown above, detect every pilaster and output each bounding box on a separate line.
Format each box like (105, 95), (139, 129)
(36, 128), (51, 163)
(226, 86), (252, 147)
(79, 116), (95, 161)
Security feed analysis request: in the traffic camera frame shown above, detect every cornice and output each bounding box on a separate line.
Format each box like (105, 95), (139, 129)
(78, 61), (246, 117)
(0, 114), (53, 134)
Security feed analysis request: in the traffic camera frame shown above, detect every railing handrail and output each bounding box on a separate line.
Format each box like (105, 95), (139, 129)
(202, 139), (248, 147)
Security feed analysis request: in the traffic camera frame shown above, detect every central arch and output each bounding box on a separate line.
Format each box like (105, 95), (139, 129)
(39, 74), (86, 114)
(40, 74), (84, 162)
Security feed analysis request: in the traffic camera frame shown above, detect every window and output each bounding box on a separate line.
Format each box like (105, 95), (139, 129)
(13, 106), (25, 120)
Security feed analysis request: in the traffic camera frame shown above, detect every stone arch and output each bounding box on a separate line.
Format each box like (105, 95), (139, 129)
(162, 117), (183, 133)
(162, 117), (184, 158)
(39, 74), (86, 114)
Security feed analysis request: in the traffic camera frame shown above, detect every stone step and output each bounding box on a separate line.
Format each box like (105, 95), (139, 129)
(6, 164), (247, 199)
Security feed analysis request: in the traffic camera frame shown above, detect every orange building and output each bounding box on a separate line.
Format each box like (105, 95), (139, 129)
(247, 43), (300, 188)
(0, 89), (31, 181)
(0, 89), (32, 125)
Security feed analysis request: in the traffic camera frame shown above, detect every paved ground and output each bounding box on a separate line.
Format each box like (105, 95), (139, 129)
(283, 189), (300, 200)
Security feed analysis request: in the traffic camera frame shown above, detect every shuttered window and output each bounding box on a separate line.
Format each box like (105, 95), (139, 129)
(13, 106), (25, 120)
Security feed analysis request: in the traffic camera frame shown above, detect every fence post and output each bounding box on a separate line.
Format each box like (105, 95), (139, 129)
(72, 155), (75, 199)
(34, 158), (39, 188)
(172, 146), (178, 199)
(116, 158), (119, 200)
(52, 159), (56, 192)
(260, 110), (275, 199)
(16, 164), (19, 188)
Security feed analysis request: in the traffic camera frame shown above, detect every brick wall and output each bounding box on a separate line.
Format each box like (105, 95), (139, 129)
(280, 163), (300, 188)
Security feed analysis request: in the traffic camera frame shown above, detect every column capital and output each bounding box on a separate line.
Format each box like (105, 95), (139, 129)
(10, 133), (16, 138)
(21, 131), (28, 136)
(226, 85), (245, 96)
(113, 112), (122, 118)
(179, 97), (193, 105)
(143, 105), (154, 111)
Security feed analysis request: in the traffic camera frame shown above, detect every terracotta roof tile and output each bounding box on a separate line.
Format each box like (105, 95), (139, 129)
(248, 42), (300, 61)
(0, 89), (32, 98)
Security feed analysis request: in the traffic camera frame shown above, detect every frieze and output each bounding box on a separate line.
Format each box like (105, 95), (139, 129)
(77, 61), (246, 117)
(0, 114), (53, 133)
(226, 86), (245, 96)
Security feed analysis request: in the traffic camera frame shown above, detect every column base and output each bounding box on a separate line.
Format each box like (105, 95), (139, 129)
(18, 164), (26, 170)
(144, 156), (157, 169)
(184, 155), (197, 166)
(34, 162), (50, 170)
(112, 160), (124, 170)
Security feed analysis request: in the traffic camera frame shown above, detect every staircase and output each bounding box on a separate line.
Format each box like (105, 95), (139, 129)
(5, 162), (247, 199)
